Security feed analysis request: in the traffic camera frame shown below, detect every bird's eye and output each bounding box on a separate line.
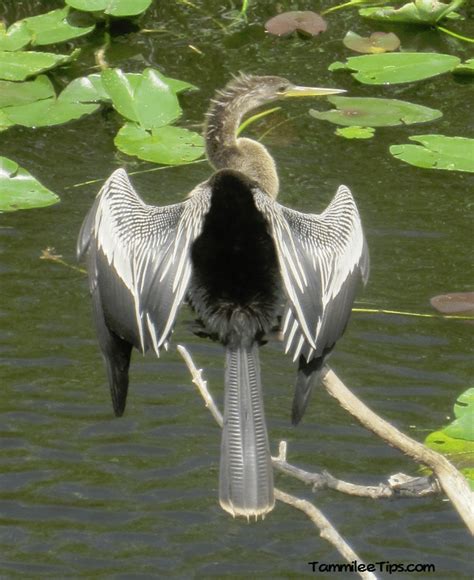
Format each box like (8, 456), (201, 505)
(277, 84), (288, 93)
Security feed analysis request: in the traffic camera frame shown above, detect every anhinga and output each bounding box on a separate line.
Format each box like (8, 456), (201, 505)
(77, 74), (369, 519)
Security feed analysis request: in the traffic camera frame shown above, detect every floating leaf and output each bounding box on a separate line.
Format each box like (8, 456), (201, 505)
(0, 156), (59, 212)
(265, 11), (327, 37)
(310, 97), (442, 127)
(454, 59), (474, 76)
(115, 123), (204, 164)
(329, 52), (460, 84)
(21, 7), (95, 46)
(0, 21), (31, 51)
(343, 31), (400, 54)
(390, 135), (474, 173)
(454, 389), (474, 420)
(425, 430), (474, 455)
(65, 0), (153, 17)
(61, 71), (195, 107)
(0, 76), (55, 108)
(360, 1), (463, 25)
(430, 293), (474, 316)
(2, 98), (99, 128)
(58, 74), (110, 104)
(425, 386), (474, 489)
(101, 68), (181, 128)
(335, 126), (375, 139)
(444, 413), (474, 442)
(0, 49), (79, 81)
(0, 111), (14, 132)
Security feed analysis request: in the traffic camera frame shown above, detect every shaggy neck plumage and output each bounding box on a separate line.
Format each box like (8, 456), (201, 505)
(205, 75), (279, 198)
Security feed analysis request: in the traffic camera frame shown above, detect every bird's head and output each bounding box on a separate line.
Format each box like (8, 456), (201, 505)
(219, 73), (346, 111)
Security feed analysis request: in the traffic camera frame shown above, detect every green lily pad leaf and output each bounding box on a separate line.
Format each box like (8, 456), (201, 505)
(115, 123), (204, 165)
(454, 59), (474, 76)
(310, 97), (442, 127)
(343, 31), (400, 54)
(443, 413), (474, 442)
(335, 126), (375, 139)
(265, 11), (327, 37)
(390, 135), (474, 173)
(2, 98), (99, 128)
(430, 292), (474, 316)
(59, 73), (110, 104)
(0, 49), (79, 81)
(65, 0), (153, 17)
(0, 156), (59, 212)
(425, 430), (474, 456)
(454, 388), (474, 420)
(0, 111), (14, 132)
(0, 21), (31, 51)
(329, 52), (460, 84)
(360, 1), (462, 25)
(0, 76), (55, 108)
(21, 7), (95, 46)
(165, 76), (198, 94)
(101, 68), (181, 129)
(425, 386), (474, 489)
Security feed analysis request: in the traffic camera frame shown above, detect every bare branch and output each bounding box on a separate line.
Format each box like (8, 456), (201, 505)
(177, 345), (223, 427)
(274, 489), (377, 580)
(320, 366), (474, 535)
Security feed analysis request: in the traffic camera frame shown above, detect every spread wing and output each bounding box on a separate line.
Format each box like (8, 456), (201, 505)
(255, 184), (368, 362)
(255, 185), (369, 423)
(78, 168), (211, 356)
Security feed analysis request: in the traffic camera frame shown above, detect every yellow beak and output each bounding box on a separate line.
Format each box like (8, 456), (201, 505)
(281, 85), (346, 98)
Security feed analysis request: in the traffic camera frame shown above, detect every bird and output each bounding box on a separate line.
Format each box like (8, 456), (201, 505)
(77, 73), (369, 520)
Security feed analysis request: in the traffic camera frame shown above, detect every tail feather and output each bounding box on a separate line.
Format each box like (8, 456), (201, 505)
(291, 355), (324, 426)
(220, 343), (274, 518)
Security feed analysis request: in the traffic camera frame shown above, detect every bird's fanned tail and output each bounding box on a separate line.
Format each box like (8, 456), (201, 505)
(219, 343), (274, 518)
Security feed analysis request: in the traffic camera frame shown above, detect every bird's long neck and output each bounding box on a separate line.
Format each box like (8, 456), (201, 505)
(205, 86), (279, 198)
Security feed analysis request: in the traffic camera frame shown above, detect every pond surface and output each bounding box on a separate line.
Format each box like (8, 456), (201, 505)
(1, 1), (473, 578)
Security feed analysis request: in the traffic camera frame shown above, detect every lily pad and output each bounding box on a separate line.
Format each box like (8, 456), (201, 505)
(0, 49), (79, 81)
(0, 111), (14, 132)
(329, 52), (461, 84)
(115, 123), (204, 164)
(335, 126), (375, 139)
(360, 0), (462, 24)
(425, 387), (474, 489)
(265, 11), (327, 37)
(0, 21), (31, 51)
(101, 68), (181, 128)
(454, 59), (474, 76)
(310, 97), (442, 127)
(58, 74), (110, 104)
(22, 7), (95, 46)
(454, 389), (474, 420)
(390, 135), (474, 173)
(65, 0), (153, 17)
(2, 98), (99, 128)
(61, 71), (195, 106)
(0, 76), (55, 108)
(0, 156), (59, 212)
(343, 31), (400, 54)
(0, 73), (102, 128)
(430, 292), (474, 316)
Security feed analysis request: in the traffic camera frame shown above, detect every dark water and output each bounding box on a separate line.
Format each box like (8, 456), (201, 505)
(1, 1), (473, 578)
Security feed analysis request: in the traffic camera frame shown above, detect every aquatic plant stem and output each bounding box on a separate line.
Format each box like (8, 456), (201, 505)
(436, 25), (474, 44)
